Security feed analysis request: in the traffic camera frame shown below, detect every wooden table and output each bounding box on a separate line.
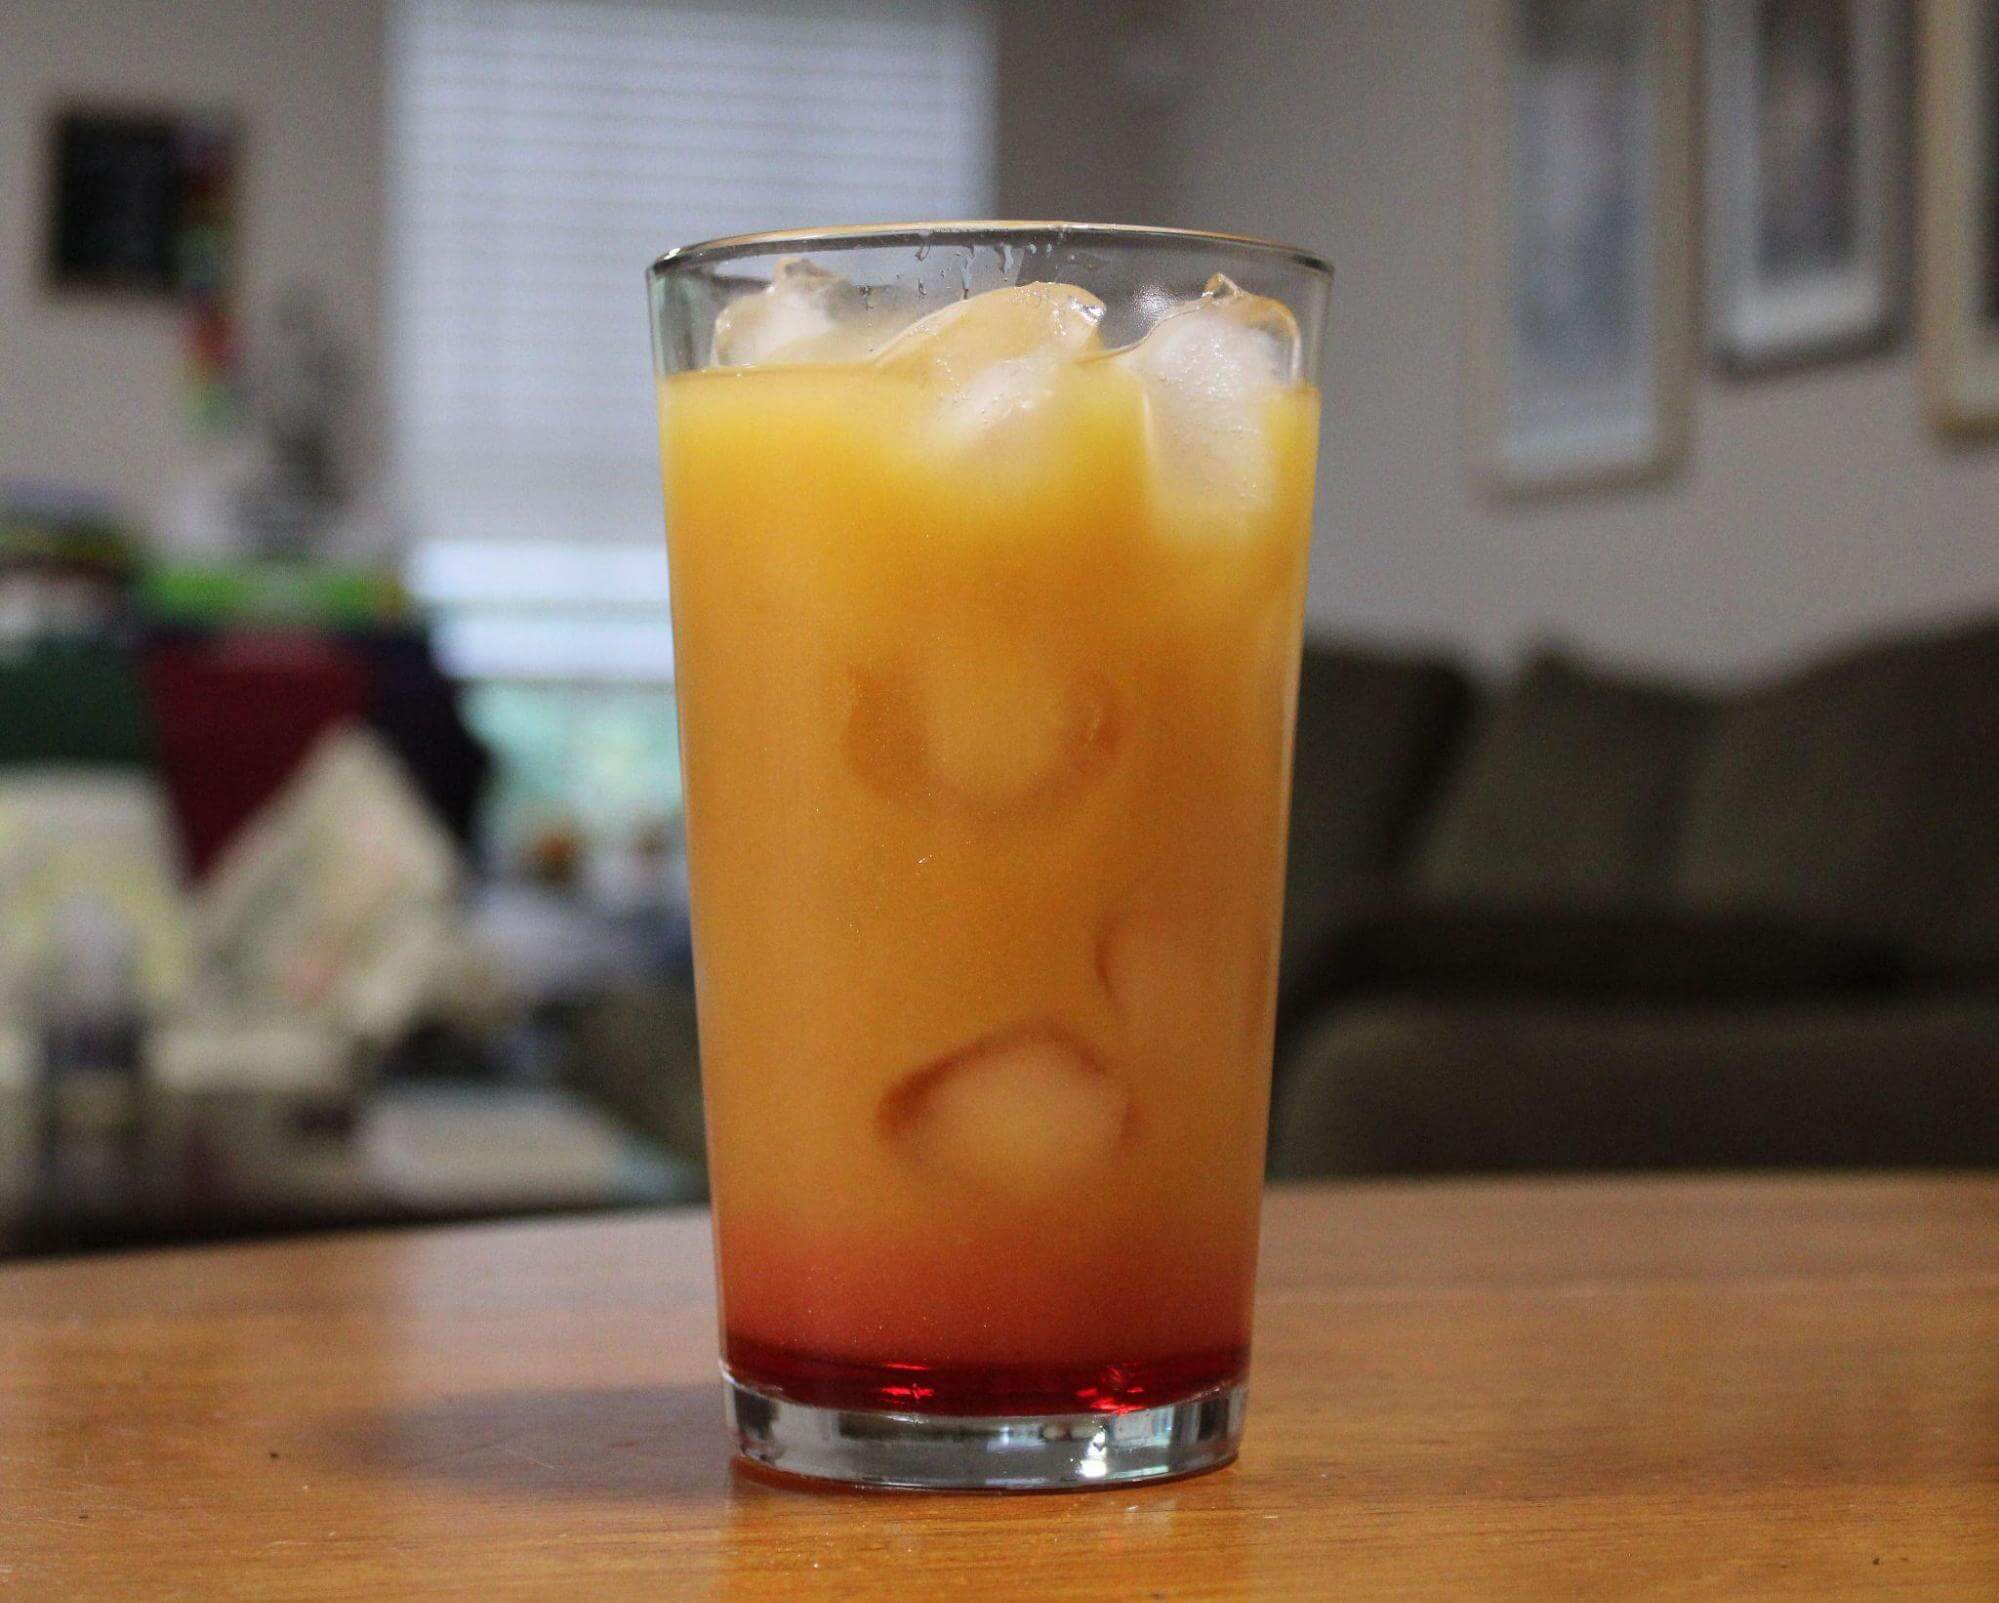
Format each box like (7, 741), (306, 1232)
(7, 1177), (1998, 1599)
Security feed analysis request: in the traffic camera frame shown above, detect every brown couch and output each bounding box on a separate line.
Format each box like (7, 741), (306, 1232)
(1271, 614), (1999, 1177)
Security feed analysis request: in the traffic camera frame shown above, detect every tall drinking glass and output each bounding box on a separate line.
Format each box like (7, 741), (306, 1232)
(648, 224), (1330, 1489)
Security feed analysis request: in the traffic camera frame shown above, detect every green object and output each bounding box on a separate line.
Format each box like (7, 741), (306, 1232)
(1415, 651), (1713, 906)
(0, 640), (153, 769)
(139, 560), (409, 629)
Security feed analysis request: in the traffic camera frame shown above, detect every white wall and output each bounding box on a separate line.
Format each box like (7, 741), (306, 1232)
(0, 0), (386, 541)
(1168, 0), (1999, 674)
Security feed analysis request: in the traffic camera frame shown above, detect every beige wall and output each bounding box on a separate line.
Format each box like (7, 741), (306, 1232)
(1168, 0), (1999, 673)
(0, 0), (386, 541)
(994, 0), (1180, 224)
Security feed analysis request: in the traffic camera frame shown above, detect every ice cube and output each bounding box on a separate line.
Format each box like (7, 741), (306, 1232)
(709, 257), (883, 367)
(875, 282), (1106, 386)
(880, 1026), (1131, 1200)
(843, 649), (1119, 819)
(1096, 905), (1185, 1025)
(1097, 899), (1272, 1052)
(1113, 273), (1301, 510)
(874, 283), (1106, 446)
(917, 639), (1116, 811)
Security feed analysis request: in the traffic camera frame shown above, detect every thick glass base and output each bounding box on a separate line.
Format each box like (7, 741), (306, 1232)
(725, 1372), (1245, 1490)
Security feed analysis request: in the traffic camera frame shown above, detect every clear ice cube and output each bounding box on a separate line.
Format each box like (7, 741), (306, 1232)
(843, 649), (1119, 820)
(916, 638), (1113, 810)
(874, 283), (1106, 446)
(874, 282), (1105, 385)
(1097, 898), (1272, 1053)
(1112, 273), (1302, 511)
(880, 1026), (1131, 1200)
(709, 257), (884, 367)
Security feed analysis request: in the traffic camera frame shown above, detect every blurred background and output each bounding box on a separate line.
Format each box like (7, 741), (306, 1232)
(0, 0), (1993, 1257)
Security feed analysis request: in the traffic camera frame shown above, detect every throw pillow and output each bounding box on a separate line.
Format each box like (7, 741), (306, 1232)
(1674, 617), (1999, 981)
(1414, 649), (1713, 905)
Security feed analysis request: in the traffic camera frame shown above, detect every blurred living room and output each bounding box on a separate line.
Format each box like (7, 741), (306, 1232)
(0, 0), (1994, 1267)
(9, 0), (1999, 1591)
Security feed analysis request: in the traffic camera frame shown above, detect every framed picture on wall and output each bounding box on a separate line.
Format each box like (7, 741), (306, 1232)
(1705, 0), (1907, 371)
(1919, 0), (1999, 434)
(1466, 0), (1696, 496)
(42, 107), (237, 299)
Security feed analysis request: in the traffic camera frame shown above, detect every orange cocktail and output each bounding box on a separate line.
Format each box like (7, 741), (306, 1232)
(651, 226), (1328, 1488)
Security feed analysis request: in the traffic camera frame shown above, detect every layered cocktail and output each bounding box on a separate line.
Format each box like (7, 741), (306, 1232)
(649, 225), (1330, 1488)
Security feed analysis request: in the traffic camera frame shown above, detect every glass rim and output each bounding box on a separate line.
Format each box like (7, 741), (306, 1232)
(647, 220), (1333, 282)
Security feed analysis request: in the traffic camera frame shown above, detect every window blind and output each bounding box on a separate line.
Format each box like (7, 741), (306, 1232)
(389, 0), (996, 679)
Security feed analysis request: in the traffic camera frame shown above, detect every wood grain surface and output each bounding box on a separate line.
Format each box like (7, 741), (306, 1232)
(6, 1176), (1998, 1600)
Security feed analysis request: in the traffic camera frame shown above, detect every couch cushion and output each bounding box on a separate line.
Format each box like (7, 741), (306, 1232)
(1280, 640), (1473, 998)
(1674, 618), (1999, 980)
(1414, 651), (1713, 905)
(1272, 997), (1999, 1178)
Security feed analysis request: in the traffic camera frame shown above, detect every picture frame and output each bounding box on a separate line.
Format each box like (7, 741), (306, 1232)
(1918, 0), (1999, 434)
(41, 105), (238, 301)
(1705, 0), (1908, 372)
(1467, 0), (1696, 496)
